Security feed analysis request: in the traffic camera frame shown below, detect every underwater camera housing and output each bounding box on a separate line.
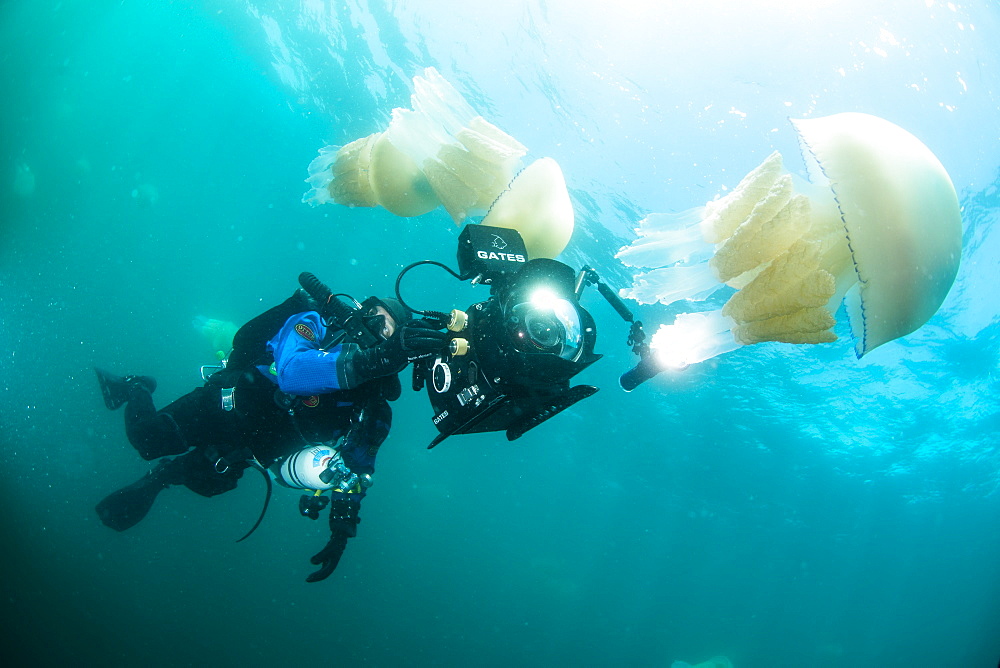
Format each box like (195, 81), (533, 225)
(298, 272), (390, 349)
(408, 225), (603, 448)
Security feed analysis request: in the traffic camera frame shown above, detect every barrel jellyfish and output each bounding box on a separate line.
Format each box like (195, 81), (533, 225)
(192, 316), (238, 360)
(303, 67), (575, 259)
(617, 112), (962, 365)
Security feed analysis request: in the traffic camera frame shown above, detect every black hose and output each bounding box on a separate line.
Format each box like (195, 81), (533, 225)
(394, 260), (463, 321)
(299, 272), (360, 328)
(235, 461), (273, 543)
(298, 272), (332, 303)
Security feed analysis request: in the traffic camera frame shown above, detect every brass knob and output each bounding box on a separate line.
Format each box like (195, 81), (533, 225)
(447, 309), (468, 332)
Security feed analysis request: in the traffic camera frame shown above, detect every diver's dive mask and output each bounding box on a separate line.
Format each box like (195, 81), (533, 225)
(361, 310), (389, 341)
(360, 296), (412, 341)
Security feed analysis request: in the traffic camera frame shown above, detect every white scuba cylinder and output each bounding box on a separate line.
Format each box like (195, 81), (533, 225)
(276, 444), (341, 491)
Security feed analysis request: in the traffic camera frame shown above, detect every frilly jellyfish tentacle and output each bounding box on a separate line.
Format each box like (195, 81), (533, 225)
(302, 144), (347, 207)
(701, 150), (784, 243)
(387, 67), (527, 223)
(615, 208), (719, 306)
(302, 134), (380, 209)
(620, 263), (723, 306)
(409, 67), (479, 137)
(367, 132), (439, 217)
(616, 209), (711, 269)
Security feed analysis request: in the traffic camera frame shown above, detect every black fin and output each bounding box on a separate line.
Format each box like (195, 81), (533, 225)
(95, 367), (129, 410)
(95, 459), (182, 531)
(95, 473), (167, 531)
(94, 367), (157, 410)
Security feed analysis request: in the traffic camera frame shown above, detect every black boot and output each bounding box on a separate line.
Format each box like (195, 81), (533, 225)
(95, 367), (157, 410)
(95, 457), (187, 531)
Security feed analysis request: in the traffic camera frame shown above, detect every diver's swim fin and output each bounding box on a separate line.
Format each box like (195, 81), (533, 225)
(96, 473), (166, 531)
(94, 367), (157, 410)
(96, 459), (182, 531)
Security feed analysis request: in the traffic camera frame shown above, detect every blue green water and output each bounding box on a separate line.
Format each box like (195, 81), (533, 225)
(2, 1), (999, 666)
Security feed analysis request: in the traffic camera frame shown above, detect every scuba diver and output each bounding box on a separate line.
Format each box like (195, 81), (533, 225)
(94, 279), (448, 582)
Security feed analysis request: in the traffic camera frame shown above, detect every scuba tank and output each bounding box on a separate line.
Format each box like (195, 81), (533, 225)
(272, 441), (374, 522)
(273, 441), (371, 493)
(275, 444), (341, 490)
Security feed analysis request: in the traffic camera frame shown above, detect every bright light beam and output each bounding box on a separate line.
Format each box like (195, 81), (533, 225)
(650, 310), (741, 369)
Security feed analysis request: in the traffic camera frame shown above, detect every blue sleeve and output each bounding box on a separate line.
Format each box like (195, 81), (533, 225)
(266, 311), (364, 395)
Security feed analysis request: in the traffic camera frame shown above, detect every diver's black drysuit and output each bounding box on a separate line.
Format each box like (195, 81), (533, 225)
(95, 288), (429, 582)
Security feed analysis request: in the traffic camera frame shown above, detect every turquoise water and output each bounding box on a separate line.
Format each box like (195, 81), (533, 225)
(2, 1), (999, 666)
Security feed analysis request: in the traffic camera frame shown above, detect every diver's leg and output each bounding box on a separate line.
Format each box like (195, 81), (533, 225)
(127, 383), (251, 464)
(122, 383), (191, 461)
(95, 455), (190, 531)
(94, 367), (185, 460)
(95, 448), (243, 531)
(176, 449), (244, 498)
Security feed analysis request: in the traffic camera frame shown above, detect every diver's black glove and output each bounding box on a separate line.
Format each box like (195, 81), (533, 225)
(306, 533), (348, 583)
(352, 319), (449, 381)
(305, 497), (361, 583)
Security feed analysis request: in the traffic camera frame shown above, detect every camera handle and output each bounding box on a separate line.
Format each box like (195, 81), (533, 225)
(574, 267), (661, 391)
(574, 267), (649, 358)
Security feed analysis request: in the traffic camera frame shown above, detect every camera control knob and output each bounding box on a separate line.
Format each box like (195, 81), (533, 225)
(447, 309), (468, 332)
(449, 337), (470, 356)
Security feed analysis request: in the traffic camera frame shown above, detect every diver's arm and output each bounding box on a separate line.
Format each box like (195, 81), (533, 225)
(267, 311), (363, 393)
(338, 397), (391, 476)
(305, 399), (391, 583)
(269, 312), (449, 393)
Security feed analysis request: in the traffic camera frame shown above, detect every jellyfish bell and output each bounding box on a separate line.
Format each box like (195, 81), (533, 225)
(192, 316), (238, 359)
(387, 68), (528, 224)
(368, 132), (439, 217)
(792, 112), (962, 356)
(618, 112), (962, 361)
(481, 157), (575, 260)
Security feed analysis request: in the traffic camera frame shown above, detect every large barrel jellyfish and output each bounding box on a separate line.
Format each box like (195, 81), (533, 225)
(618, 112), (962, 366)
(303, 67), (575, 259)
